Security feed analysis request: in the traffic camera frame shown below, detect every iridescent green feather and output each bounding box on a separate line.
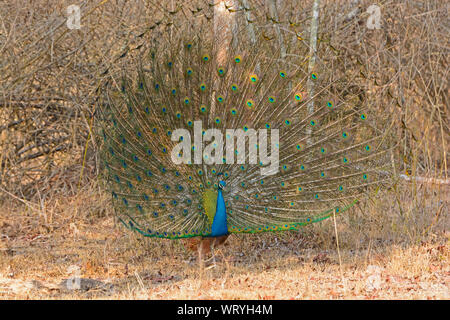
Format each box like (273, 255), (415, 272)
(96, 4), (394, 239)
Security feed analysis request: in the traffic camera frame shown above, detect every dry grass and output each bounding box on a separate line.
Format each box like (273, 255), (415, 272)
(0, 0), (448, 300)
(0, 181), (448, 300)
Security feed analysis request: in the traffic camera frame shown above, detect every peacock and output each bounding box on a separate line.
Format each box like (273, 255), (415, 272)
(96, 1), (394, 261)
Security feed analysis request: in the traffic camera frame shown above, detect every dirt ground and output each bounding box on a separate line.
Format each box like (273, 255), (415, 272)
(0, 182), (448, 300)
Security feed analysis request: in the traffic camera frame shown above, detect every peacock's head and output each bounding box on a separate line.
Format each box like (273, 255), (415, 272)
(217, 173), (226, 190)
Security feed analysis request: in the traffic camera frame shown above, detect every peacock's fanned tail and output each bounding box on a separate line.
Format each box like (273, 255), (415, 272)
(97, 12), (394, 239)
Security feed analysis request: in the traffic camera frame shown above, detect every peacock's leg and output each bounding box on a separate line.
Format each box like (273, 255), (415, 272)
(198, 242), (205, 282)
(205, 243), (217, 270)
(212, 245), (217, 265)
(218, 248), (230, 288)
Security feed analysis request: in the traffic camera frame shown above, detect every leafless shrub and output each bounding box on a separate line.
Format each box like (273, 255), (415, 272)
(0, 0), (447, 208)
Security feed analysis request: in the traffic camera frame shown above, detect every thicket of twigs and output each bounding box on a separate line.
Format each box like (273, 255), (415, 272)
(0, 0), (447, 203)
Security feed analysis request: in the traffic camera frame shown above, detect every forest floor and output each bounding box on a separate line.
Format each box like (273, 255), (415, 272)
(0, 182), (448, 299)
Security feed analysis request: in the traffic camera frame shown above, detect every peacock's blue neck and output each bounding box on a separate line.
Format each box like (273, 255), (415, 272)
(210, 189), (228, 237)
